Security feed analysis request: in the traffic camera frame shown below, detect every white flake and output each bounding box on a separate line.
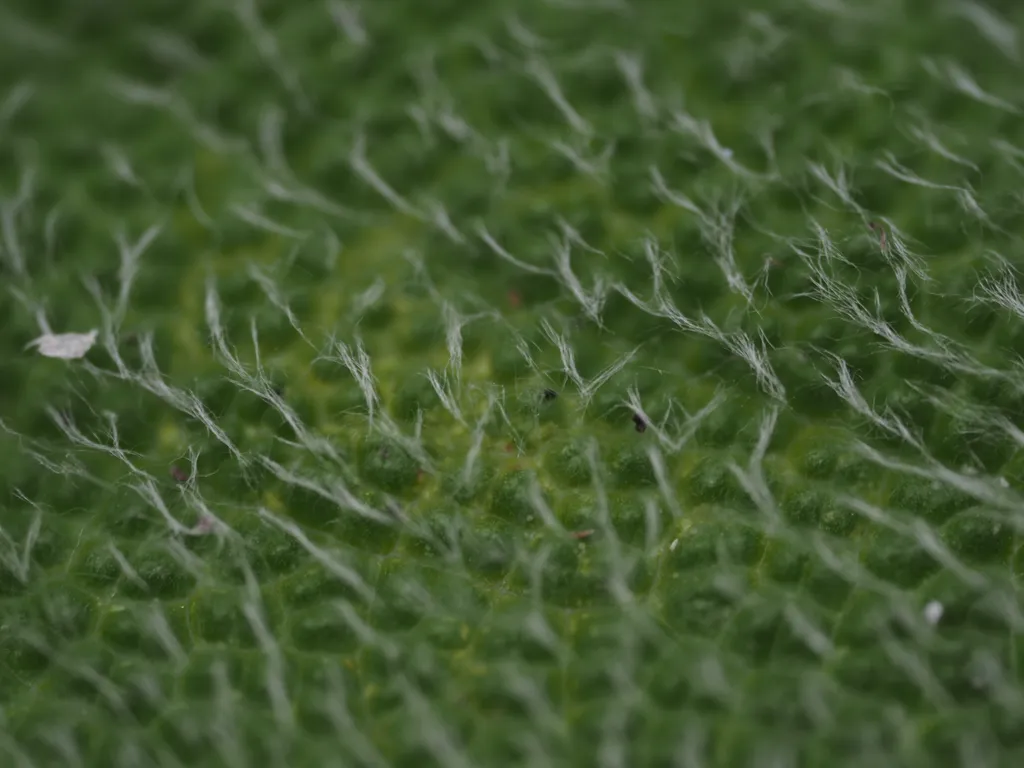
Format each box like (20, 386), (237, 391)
(27, 329), (98, 359)
(924, 600), (944, 626)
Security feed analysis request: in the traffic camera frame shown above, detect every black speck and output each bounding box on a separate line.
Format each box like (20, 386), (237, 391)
(542, 389), (558, 401)
(632, 413), (647, 433)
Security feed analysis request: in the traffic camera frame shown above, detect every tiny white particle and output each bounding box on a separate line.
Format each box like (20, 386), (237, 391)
(999, 476), (1010, 488)
(670, 538), (679, 552)
(27, 329), (98, 360)
(924, 600), (944, 626)
(722, 148), (733, 158)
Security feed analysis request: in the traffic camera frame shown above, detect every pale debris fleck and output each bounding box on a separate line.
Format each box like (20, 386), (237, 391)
(27, 329), (98, 359)
(670, 537), (679, 552)
(924, 600), (944, 626)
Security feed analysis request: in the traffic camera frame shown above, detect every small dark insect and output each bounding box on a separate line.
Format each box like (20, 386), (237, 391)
(570, 529), (595, 540)
(542, 388), (558, 401)
(632, 413), (647, 433)
(170, 465), (189, 484)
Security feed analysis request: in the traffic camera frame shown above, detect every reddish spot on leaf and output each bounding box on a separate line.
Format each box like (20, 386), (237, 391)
(191, 515), (215, 535)
(507, 290), (522, 309)
(868, 221), (887, 251)
(416, 469), (426, 482)
(504, 442), (515, 453)
(170, 465), (189, 483)
(571, 529), (595, 540)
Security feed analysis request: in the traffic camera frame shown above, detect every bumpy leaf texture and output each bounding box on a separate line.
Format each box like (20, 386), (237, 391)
(2, 1), (1024, 766)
